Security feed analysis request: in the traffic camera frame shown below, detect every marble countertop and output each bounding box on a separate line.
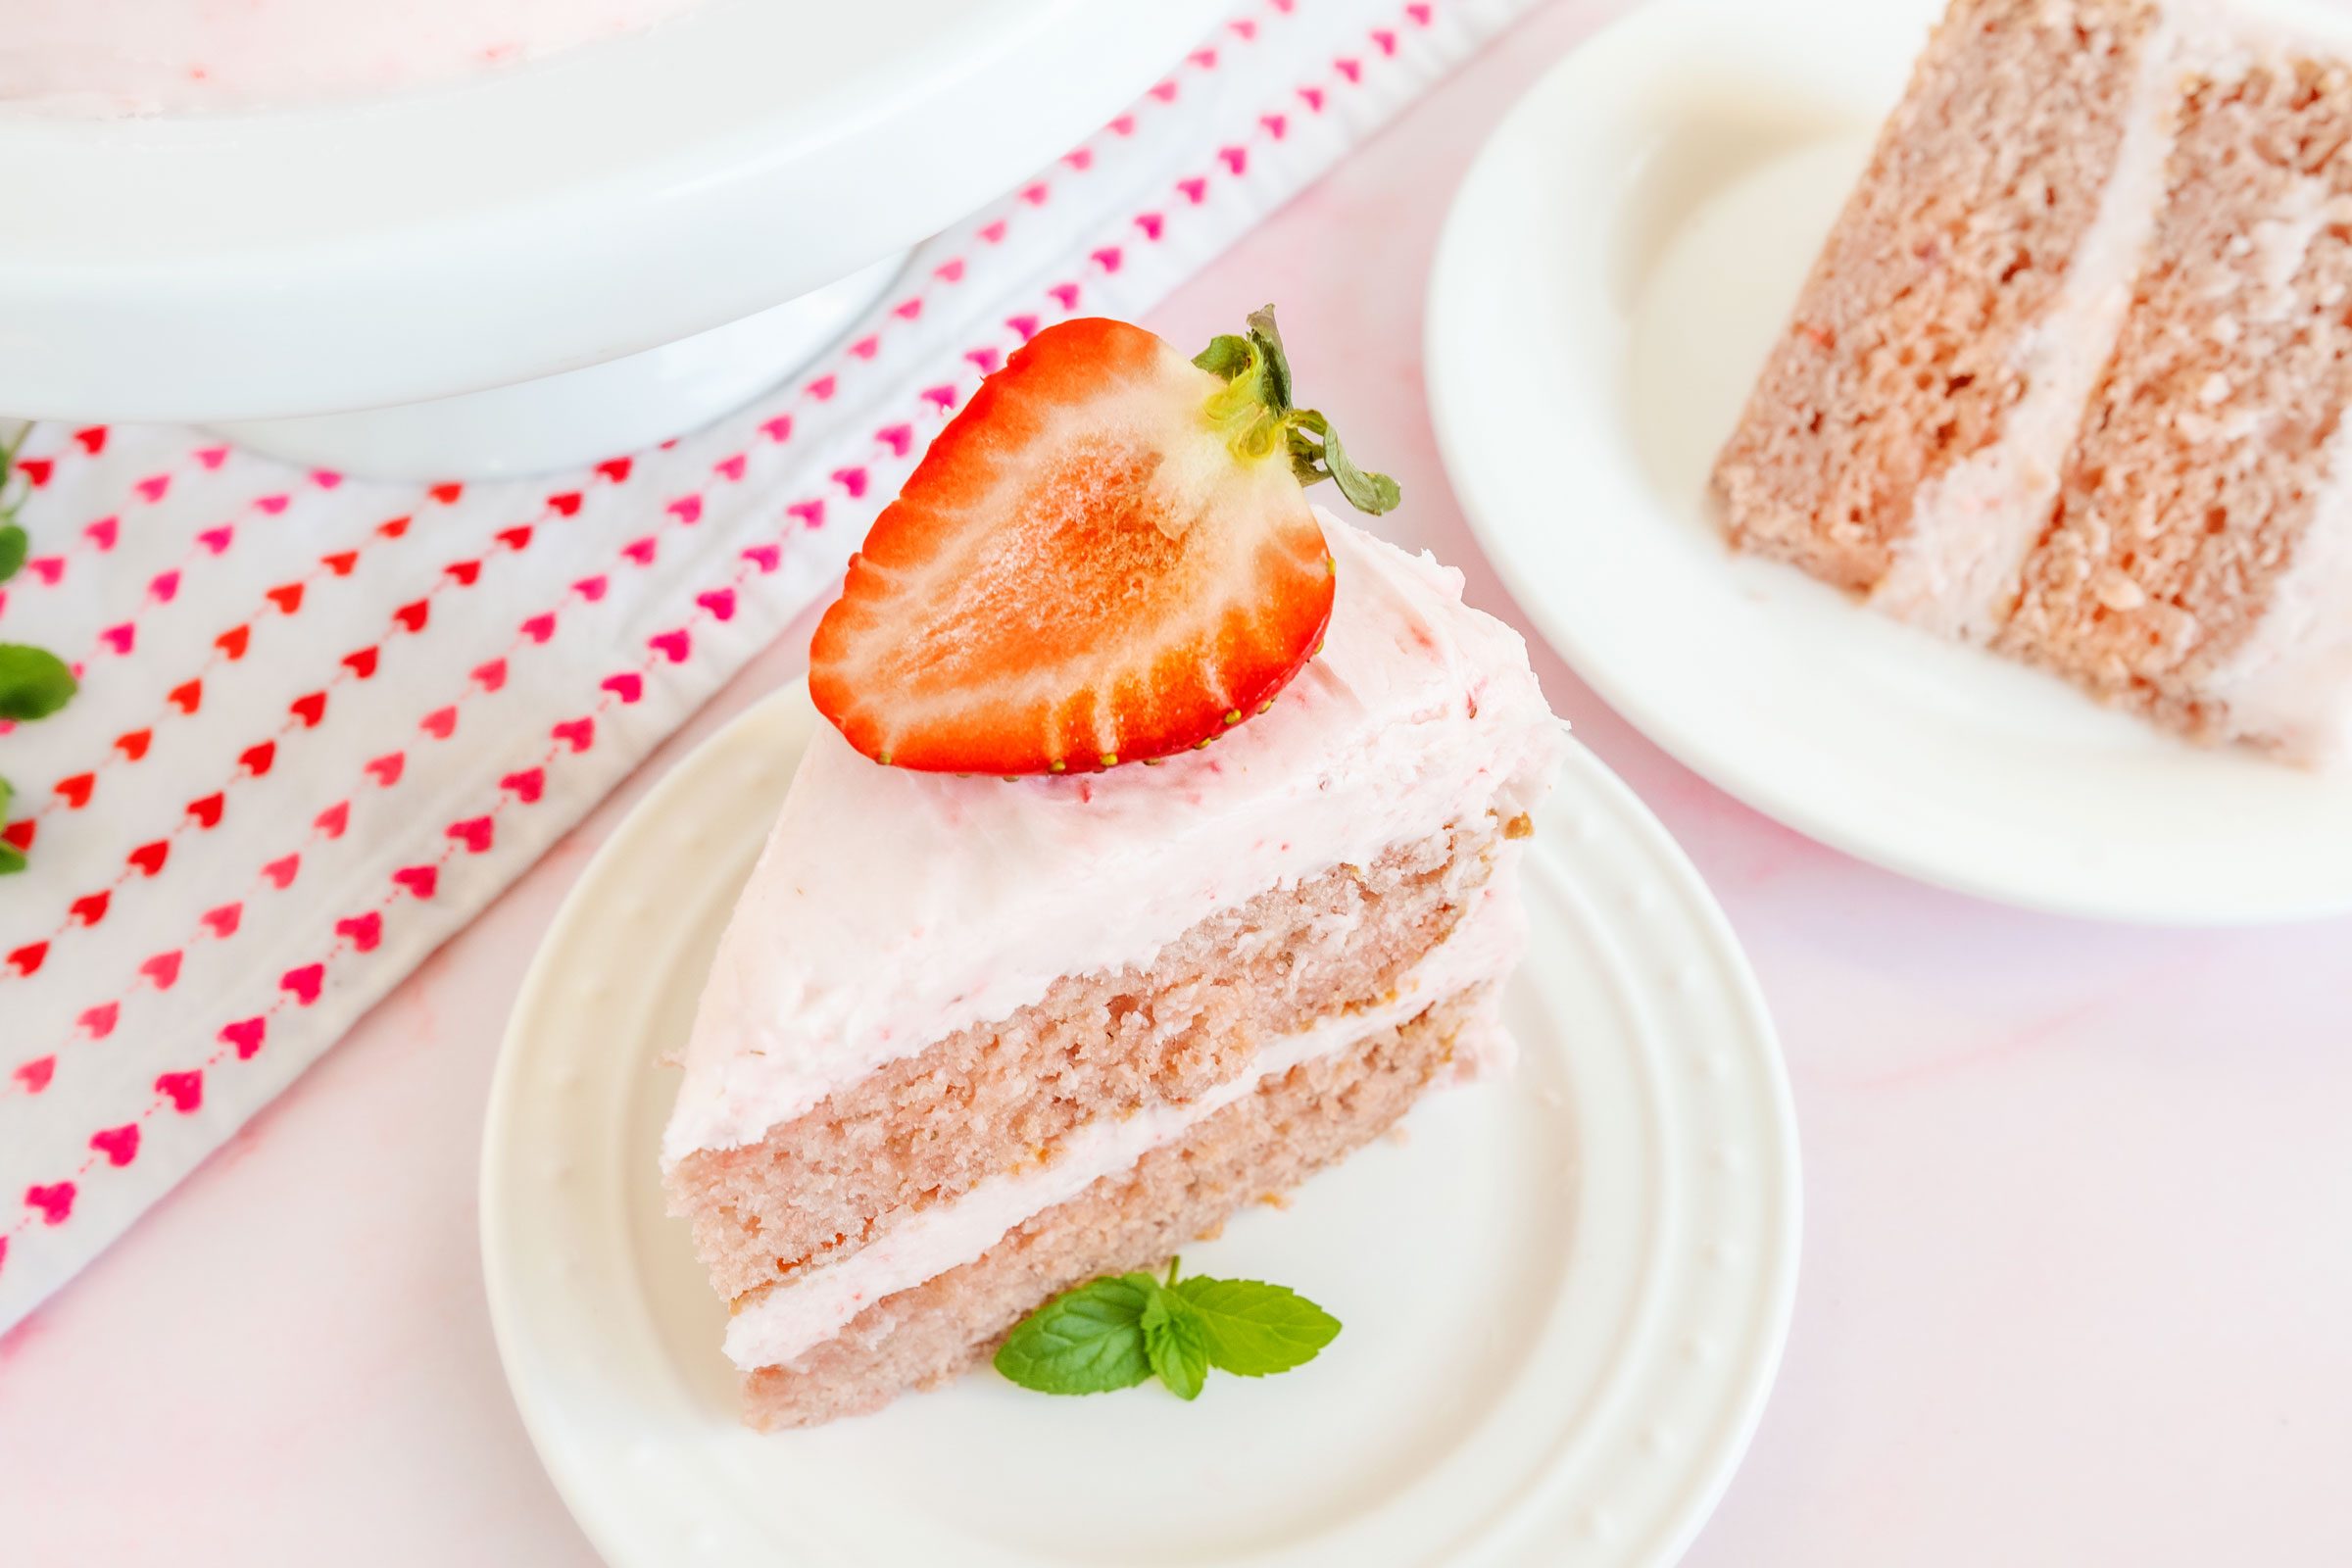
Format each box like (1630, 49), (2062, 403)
(6, 2), (2350, 1562)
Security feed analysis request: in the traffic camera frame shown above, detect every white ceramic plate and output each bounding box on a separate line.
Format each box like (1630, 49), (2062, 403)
(481, 684), (1797, 1568)
(1427, 0), (2352, 925)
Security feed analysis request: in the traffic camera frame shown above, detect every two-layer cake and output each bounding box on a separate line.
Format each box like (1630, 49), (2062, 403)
(1716, 0), (2352, 760)
(662, 312), (1564, 1426)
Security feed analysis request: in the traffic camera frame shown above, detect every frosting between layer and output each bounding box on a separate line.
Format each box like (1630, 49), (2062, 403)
(2203, 394), (2352, 760)
(663, 515), (1565, 1166)
(720, 870), (1527, 1372)
(1871, 5), (2182, 640)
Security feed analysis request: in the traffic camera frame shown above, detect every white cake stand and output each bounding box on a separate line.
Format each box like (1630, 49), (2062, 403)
(0, 0), (1224, 477)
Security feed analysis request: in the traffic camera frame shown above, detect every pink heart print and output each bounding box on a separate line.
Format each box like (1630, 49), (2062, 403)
(280, 964), (325, 1005)
(89, 1124), (140, 1167)
(155, 1070), (203, 1113)
(335, 912), (383, 953)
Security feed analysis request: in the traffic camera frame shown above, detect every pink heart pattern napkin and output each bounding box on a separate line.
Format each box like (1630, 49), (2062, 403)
(0, 0), (1535, 1332)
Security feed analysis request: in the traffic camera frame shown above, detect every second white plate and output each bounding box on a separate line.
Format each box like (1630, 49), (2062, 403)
(1428, 0), (2352, 924)
(480, 683), (1797, 1568)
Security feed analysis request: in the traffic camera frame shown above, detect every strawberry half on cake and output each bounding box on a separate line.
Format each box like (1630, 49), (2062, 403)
(662, 309), (1566, 1428)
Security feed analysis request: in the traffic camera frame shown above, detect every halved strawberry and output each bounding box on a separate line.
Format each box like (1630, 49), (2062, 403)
(809, 308), (1400, 774)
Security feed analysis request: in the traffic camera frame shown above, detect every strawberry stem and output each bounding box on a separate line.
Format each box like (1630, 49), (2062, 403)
(1194, 306), (1399, 515)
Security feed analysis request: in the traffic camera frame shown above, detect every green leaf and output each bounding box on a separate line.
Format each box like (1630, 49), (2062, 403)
(1290, 410), (1400, 516)
(0, 644), (75, 722)
(1318, 421), (1400, 515)
(0, 843), (22, 876)
(0, 523), (24, 585)
(1244, 305), (1294, 412)
(1140, 1287), (1210, 1400)
(1173, 1277), (1343, 1377)
(1192, 333), (1256, 383)
(994, 1274), (1156, 1395)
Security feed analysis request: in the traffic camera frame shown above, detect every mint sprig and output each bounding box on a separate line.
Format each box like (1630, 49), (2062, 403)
(994, 1257), (1341, 1400)
(0, 420), (76, 875)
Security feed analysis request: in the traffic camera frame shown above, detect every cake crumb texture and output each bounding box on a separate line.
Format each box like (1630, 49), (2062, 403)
(1712, 0), (2160, 589)
(2001, 57), (2352, 747)
(668, 818), (1502, 1300)
(737, 987), (1497, 1429)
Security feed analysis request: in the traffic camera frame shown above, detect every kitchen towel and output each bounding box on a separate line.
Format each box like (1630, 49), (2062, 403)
(0, 0), (1535, 1331)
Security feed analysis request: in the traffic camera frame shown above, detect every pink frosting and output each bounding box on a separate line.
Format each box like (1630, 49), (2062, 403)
(662, 515), (1567, 1166)
(0, 0), (703, 115)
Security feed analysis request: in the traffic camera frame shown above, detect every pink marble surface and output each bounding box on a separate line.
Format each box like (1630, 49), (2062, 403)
(7, 2), (2352, 1561)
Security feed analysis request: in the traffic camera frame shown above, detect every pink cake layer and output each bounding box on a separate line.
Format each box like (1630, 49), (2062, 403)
(739, 984), (1501, 1429)
(2000, 55), (2352, 754)
(715, 868), (1528, 1374)
(670, 814), (1508, 1303)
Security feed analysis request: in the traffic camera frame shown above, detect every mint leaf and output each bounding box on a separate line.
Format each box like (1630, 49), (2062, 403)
(1173, 1277), (1343, 1377)
(0, 644), (74, 722)
(0, 843), (22, 875)
(994, 1273), (1155, 1395)
(1140, 1287), (1210, 1401)
(0, 523), (24, 585)
(1000, 1259), (1344, 1401)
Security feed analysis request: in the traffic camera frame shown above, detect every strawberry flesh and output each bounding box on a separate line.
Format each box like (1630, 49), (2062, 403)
(810, 312), (1389, 774)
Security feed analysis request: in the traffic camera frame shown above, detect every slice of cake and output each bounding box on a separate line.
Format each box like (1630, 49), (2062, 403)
(662, 312), (1565, 1427)
(1713, 0), (2352, 760)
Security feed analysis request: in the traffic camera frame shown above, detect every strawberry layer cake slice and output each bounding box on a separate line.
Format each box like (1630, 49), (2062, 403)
(662, 311), (1566, 1428)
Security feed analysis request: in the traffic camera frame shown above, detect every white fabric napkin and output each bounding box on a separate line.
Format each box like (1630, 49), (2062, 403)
(0, 0), (1536, 1331)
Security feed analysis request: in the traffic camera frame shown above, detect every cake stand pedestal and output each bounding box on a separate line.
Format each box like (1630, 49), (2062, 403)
(208, 254), (906, 481)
